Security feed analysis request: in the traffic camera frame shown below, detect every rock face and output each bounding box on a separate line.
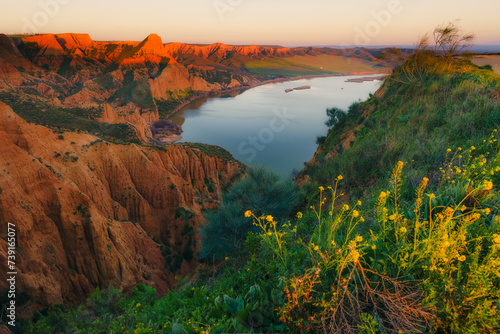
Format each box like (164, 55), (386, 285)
(0, 102), (242, 314)
(98, 104), (157, 142)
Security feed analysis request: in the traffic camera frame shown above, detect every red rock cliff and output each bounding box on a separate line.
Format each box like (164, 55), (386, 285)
(0, 102), (242, 315)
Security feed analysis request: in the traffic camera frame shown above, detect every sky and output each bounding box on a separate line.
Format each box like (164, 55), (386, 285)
(2, 0), (499, 46)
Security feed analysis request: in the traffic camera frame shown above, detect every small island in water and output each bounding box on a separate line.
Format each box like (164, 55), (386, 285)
(285, 85), (311, 93)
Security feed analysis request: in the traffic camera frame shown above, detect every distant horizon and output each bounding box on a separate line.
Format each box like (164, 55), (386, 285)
(2, 0), (500, 48)
(6, 31), (500, 52)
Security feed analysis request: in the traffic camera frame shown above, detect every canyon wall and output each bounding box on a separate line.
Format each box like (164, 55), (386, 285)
(0, 102), (243, 315)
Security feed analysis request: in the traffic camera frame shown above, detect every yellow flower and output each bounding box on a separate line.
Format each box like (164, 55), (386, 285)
(355, 235), (363, 242)
(458, 255), (466, 262)
(136, 303), (141, 308)
(314, 245), (320, 251)
(372, 245), (377, 250)
(319, 186), (325, 191)
(296, 212), (303, 219)
(428, 193), (436, 200)
(470, 146), (476, 150)
(483, 180), (493, 191)
(379, 191), (387, 198)
(360, 217), (365, 222)
(343, 204), (349, 211)
(397, 161), (404, 168)
(352, 210), (359, 218)
(460, 205), (467, 212)
(446, 148), (452, 152)
(337, 175), (343, 180)
(389, 214), (396, 221)
(484, 208), (491, 215)
(244, 210), (252, 218)
(357, 200), (362, 206)
(400, 227), (407, 233)
(423, 177), (429, 184)
(266, 215), (274, 222)
(493, 235), (500, 244)
(443, 241), (450, 247)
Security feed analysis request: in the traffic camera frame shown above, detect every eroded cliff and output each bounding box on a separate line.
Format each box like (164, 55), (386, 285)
(0, 102), (243, 315)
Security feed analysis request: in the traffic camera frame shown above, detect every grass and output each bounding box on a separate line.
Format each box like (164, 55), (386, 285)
(178, 142), (239, 163)
(245, 55), (389, 77)
(0, 91), (140, 143)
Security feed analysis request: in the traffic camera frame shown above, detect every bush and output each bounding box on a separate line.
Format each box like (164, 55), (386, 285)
(199, 167), (300, 261)
(255, 143), (500, 333)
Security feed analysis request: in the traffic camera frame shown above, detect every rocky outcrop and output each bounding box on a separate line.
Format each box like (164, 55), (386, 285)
(0, 102), (242, 314)
(164, 42), (292, 60)
(119, 33), (176, 66)
(99, 104), (157, 142)
(149, 63), (191, 99)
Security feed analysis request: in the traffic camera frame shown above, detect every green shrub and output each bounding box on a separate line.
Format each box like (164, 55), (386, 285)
(199, 167), (300, 262)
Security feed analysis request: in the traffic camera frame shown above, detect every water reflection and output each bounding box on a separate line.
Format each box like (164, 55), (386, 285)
(170, 75), (383, 178)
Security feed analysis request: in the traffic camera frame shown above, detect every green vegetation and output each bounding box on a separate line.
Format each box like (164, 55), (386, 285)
(155, 88), (193, 118)
(200, 167), (300, 261)
(245, 55), (389, 77)
(23, 26), (500, 333)
(0, 91), (140, 143)
(188, 68), (243, 85)
(109, 78), (156, 110)
(302, 57), (500, 202)
(94, 73), (119, 90)
(178, 142), (239, 163)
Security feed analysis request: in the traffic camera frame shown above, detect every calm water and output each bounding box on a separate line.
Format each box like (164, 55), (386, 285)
(171, 75), (383, 178)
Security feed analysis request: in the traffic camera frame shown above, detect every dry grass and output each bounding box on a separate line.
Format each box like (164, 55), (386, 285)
(322, 261), (432, 334)
(246, 55), (389, 77)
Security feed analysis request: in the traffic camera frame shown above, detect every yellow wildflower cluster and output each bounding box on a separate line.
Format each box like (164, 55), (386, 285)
(483, 180), (493, 191)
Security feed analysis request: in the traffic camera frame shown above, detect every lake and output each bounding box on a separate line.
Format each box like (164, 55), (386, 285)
(170, 74), (383, 178)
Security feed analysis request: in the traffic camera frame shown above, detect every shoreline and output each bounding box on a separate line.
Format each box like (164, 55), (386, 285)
(164, 71), (389, 119)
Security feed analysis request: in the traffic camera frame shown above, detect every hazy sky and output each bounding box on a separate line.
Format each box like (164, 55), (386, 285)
(2, 0), (499, 46)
